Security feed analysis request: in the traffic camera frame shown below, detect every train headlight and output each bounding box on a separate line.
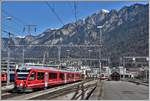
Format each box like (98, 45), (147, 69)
(20, 83), (23, 86)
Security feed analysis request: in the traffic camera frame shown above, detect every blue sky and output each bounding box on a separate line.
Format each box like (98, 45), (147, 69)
(2, 1), (148, 37)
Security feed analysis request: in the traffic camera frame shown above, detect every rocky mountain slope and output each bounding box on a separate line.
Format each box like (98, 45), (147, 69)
(2, 3), (148, 66)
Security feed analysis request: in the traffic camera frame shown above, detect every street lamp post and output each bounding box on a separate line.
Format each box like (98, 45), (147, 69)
(97, 25), (103, 78)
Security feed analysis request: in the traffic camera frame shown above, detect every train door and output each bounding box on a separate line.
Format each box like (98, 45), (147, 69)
(44, 72), (48, 88)
(73, 73), (75, 82)
(59, 73), (65, 83)
(64, 73), (67, 83)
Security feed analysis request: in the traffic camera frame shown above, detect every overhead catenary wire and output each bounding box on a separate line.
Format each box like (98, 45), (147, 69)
(73, 1), (79, 33)
(45, 2), (65, 26)
(2, 23), (22, 33)
(2, 10), (40, 36)
(45, 1), (73, 46)
(2, 30), (16, 37)
(2, 30), (10, 34)
(2, 30), (15, 41)
(74, 1), (78, 23)
(2, 9), (26, 25)
(2, 16), (24, 29)
(2, 29), (22, 39)
(2, 10), (26, 36)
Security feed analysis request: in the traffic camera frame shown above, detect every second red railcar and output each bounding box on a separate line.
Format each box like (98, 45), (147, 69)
(1, 72), (7, 82)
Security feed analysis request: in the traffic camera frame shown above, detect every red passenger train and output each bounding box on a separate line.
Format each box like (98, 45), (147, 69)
(13, 63), (82, 92)
(1, 72), (7, 82)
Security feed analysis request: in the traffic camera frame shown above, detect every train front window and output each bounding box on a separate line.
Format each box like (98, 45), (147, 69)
(17, 74), (28, 80)
(16, 69), (30, 80)
(29, 72), (36, 80)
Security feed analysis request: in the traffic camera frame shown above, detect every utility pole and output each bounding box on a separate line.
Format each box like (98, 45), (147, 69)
(6, 16), (13, 86)
(7, 33), (11, 86)
(119, 57), (122, 79)
(145, 57), (149, 82)
(7, 32), (14, 85)
(97, 26), (103, 78)
(22, 46), (24, 63)
(88, 50), (92, 68)
(58, 46), (61, 69)
(123, 57), (125, 80)
(42, 47), (49, 65)
(42, 51), (46, 65)
(66, 49), (70, 67)
(108, 58), (110, 76)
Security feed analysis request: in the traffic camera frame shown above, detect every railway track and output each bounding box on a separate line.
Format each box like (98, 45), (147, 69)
(2, 79), (97, 100)
(31, 80), (97, 100)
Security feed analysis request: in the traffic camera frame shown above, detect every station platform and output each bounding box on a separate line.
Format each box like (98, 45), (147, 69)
(1, 84), (14, 91)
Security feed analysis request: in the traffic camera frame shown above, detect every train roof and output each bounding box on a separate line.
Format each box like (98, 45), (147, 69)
(17, 64), (81, 73)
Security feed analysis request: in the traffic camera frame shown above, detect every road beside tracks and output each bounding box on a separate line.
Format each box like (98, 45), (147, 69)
(102, 81), (149, 100)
